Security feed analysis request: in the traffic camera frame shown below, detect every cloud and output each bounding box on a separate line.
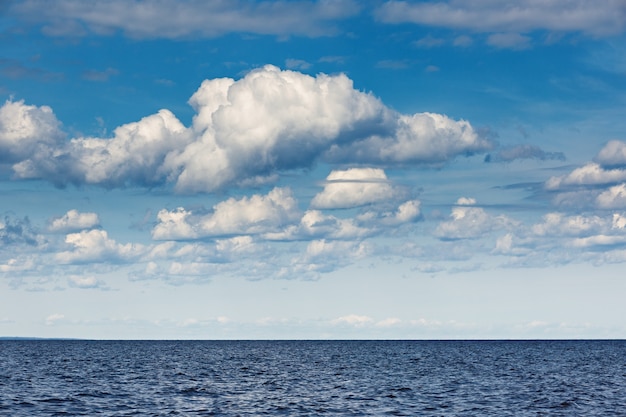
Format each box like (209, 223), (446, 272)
(593, 140), (626, 168)
(14, 109), (191, 188)
(356, 199), (422, 228)
(486, 33), (532, 50)
(0, 59), (64, 81)
(82, 67), (119, 82)
(434, 197), (516, 240)
(0, 256), (37, 273)
(596, 184), (626, 209)
(56, 229), (145, 264)
(48, 210), (100, 233)
(546, 163), (626, 190)
(286, 239), (371, 276)
(285, 59), (311, 70)
(265, 209), (372, 241)
(45, 313), (65, 325)
(311, 168), (398, 209)
(152, 187), (300, 240)
(493, 212), (626, 264)
(531, 212), (609, 237)
(9, 66), (490, 192)
(543, 141), (626, 210)
(375, 0), (626, 37)
(10, 0), (360, 39)
(0, 215), (44, 247)
(0, 99), (65, 163)
(413, 35), (445, 48)
(324, 111), (490, 165)
(453, 35), (473, 47)
(484, 144), (565, 163)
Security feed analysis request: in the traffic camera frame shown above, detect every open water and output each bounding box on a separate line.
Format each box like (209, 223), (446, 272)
(1, 340), (625, 416)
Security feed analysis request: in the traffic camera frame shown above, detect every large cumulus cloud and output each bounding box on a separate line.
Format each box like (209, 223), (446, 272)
(0, 99), (65, 163)
(5, 65), (491, 192)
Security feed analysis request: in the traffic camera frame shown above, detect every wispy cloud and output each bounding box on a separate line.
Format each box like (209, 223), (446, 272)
(375, 0), (626, 36)
(10, 0), (361, 39)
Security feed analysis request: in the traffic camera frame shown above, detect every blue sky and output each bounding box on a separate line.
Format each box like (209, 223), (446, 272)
(2, 0), (626, 339)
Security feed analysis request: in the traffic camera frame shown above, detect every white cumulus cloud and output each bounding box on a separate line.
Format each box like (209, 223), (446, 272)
(311, 168), (397, 209)
(594, 140), (626, 167)
(375, 0), (626, 37)
(152, 187), (300, 240)
(0, 99), (64, 162)
(48, 210), (100, 233)
(14, 109), (191, 188)
(56, 229), (145, 264)
(596, 183), (626, 209)
(546, 163), (626, 190)
(8, 66), (490, 193)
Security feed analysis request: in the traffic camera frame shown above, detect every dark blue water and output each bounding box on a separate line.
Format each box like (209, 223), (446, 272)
(1, 340), (625, 416)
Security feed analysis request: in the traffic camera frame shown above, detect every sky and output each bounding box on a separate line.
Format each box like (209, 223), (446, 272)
(1, 0), (626, 340)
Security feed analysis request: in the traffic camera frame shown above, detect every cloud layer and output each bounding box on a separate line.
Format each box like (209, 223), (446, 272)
(4, 65), (492, 193)
(10, 0), (360, 39)
(376, 0), (626, 37)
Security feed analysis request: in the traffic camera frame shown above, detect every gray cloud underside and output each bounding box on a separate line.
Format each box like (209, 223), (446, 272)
(3, 66), (492, 193)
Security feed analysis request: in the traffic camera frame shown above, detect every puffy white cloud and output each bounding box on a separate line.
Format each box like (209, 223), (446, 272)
(594, 140), (626, 167)
(596, 183), (626, 209)
(10, 0), (360, 39)
(165, 66), (395, 192)
(56, 229), (145, 264)
(48, 210), (100, 233)
(11, 66), (490, 193)
(0, 99), (64, 162)
(545, 163), (626, 190)
(14, 109), (191, 188)
(152, 187), (300, 240)
(265, 209), (371, 241)
(325, 112), (490, 165)
(375, 0), (626, 37)
(311, 168), (397, 209)
(434, 197), (515, 240)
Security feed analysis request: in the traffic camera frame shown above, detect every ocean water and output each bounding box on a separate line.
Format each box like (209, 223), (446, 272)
(1, 340), (625, 416)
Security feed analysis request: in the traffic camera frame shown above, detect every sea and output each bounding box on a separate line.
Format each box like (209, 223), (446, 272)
(1, 340), (625, 416)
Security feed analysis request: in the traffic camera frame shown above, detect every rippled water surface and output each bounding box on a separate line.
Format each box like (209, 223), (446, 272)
(1, 340), (625, 416)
